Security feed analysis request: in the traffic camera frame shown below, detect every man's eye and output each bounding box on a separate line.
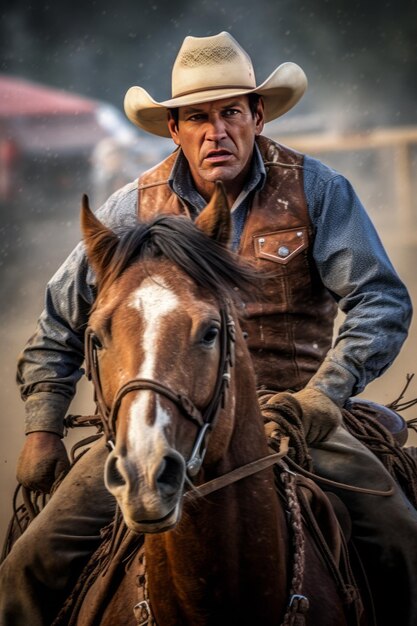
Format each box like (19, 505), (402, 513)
(188, 113), (205, 122)
(224, 109), (240, 117)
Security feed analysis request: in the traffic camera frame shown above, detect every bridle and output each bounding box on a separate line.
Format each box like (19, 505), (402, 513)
(84, 302), (237, 478)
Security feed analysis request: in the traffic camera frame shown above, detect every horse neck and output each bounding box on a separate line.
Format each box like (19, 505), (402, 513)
(145, 337), (289, 625)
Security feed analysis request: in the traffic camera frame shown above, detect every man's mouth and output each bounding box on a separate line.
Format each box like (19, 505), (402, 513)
(203, 149), (233, 163)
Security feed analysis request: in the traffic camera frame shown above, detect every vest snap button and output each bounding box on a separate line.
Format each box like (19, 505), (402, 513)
(296, 231), (303, 237)
(278, 245), (290, 257)
(259, 237), (265, 246)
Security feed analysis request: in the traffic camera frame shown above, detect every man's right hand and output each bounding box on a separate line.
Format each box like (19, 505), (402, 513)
(16, 431), (71, 494)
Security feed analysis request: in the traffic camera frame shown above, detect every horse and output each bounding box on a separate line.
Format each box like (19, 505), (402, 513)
(64, 184), (364, 625)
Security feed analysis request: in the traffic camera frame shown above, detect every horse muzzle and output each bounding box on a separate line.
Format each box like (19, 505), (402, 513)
(104, 448), (186, 533)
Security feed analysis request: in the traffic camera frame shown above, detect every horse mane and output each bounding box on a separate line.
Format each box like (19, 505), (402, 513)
(98, 214), (259, 302)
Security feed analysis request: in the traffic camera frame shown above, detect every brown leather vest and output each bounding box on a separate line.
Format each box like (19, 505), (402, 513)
(138, 136), (337, 392)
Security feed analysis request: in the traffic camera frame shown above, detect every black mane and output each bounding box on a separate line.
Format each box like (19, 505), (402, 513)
(102, 214), (258, 301)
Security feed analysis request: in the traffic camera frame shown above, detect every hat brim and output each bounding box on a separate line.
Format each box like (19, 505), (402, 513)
(124, 62), (307, 138)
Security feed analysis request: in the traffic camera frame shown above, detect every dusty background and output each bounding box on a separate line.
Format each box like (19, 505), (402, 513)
(1, 0), (416, 542)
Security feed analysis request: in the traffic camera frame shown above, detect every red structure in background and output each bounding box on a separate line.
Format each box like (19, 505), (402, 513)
(0, 75), (97, 118)
(0, 75), (108, 203)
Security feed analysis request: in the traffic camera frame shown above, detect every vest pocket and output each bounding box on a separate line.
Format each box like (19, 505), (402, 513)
(247, 226), (312, 312)
(253, 227), (308, 265)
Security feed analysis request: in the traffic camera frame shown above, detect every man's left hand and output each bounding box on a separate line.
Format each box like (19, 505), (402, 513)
(262, 387), (342, 444)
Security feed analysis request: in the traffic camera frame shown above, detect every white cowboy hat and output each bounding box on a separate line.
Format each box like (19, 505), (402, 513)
(124, 31), (307, 138)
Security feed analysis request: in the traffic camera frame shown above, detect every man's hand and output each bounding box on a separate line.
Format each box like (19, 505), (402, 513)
(16, 432), (70, 493)
(262, 387), (342, 444)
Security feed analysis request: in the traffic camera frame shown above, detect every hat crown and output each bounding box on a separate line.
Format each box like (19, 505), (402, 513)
(172, 32), (256, 99)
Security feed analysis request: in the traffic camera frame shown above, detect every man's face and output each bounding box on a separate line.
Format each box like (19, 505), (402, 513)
(167, 96), (264, 201)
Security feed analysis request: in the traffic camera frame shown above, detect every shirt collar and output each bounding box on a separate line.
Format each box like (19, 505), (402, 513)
(168, 142), (266, 214)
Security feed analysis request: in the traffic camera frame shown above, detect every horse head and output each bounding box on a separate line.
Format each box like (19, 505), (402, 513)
(81, 184), (260, 534)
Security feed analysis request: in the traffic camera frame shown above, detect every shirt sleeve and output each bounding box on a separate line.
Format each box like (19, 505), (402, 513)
(304, 163), (412, 406)
(17, 181), (139, 436)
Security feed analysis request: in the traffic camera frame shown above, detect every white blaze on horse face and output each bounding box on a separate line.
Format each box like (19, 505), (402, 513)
(127, 277), (180, 459)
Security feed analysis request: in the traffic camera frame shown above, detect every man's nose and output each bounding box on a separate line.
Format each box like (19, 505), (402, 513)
(205, 115), (227, 141)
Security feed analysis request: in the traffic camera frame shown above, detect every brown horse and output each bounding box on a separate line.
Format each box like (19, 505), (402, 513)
(71, 185), (360, 625)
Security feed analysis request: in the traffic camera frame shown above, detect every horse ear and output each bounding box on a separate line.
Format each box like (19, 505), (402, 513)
(195, 181), (231, 246)
(81, 194), (119, 285)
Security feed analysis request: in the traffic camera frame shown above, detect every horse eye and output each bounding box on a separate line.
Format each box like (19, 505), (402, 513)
(201, 326), (219, 346)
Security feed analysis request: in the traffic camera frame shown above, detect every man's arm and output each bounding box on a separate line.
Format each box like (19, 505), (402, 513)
(305, 163), (412, 406)
(17, 242), (95, 435)
(263, 162), (412, 445)
(15, 242), (95, 491)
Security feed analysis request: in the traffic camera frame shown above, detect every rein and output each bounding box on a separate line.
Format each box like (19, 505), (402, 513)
(184, 437), (289, 500)
(85, 303), (236, 478)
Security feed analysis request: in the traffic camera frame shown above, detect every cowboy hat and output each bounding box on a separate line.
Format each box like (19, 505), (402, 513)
(124, 31), (307, 138)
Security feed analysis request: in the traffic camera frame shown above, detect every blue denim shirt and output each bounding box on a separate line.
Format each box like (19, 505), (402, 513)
(17, 140), (412, 434)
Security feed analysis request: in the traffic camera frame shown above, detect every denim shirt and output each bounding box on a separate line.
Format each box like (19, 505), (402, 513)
(17, 140), (412, 435)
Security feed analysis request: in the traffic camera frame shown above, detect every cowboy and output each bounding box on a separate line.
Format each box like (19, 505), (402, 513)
(1, 32), (416, 626)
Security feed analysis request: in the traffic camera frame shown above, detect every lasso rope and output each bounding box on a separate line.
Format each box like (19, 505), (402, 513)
(258, 390), (313, 471)
(259, 379), (417, 509)
(342, 403), (417, 509)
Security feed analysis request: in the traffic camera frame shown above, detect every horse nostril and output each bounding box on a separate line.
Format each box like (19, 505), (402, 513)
(156, 455), (184, 496)
(105, 454), (126, 489)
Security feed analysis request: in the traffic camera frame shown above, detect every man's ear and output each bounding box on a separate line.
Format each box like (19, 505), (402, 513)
(195, 181), (231, 246)
(255, 97), (265, 136)
(167, 111), (181, 146)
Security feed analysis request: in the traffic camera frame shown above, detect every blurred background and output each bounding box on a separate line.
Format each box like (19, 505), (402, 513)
(1, 0), (416, 540)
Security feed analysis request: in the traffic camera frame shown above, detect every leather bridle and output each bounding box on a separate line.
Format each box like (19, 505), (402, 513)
(85, 303), (237, 478)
